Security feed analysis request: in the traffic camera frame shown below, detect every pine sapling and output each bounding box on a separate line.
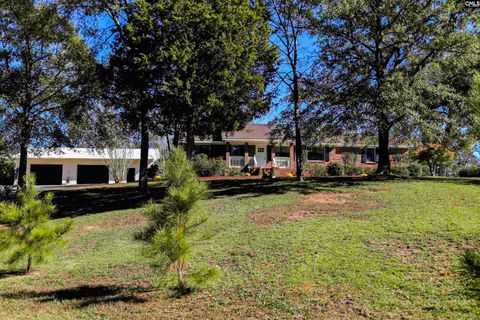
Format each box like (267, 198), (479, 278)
(141, 148), (216, 292)
(0, 174), (72, 273)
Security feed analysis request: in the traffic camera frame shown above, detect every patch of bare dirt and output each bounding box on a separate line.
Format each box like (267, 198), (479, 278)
(372, 238), (480, 277)
(77, 213), (148, 235)
(249, 192), (383, 226)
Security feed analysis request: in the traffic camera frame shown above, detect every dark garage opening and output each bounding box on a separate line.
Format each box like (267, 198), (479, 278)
(127, 168), (136, 183)
(77, 165), (109, 184)
(30, 164), (63, 185)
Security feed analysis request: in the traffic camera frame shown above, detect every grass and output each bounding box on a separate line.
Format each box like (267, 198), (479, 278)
(0, 177), (479, 319)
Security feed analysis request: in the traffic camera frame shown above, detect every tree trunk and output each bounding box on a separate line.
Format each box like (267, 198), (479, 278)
(139, 116), (149, 197)
(185, 121), (194, 160)
(17, 139), (28, 187)
(173, 123), (180, 148)
(166, 134), (171, 151)
(26, 256), (32, 274)
(293, 73), (303, 181)
(376, 126), (391, 175)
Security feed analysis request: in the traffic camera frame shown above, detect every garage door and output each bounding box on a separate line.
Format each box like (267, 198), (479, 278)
(77, 165), (109, 184)
(30, 164), (63, 185)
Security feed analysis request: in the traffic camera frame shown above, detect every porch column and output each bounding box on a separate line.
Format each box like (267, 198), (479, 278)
(225, 142), (230, 167)
(244, 142), (249, 167)
(271, 143), (276, 168)
(289, 142), (295, 170)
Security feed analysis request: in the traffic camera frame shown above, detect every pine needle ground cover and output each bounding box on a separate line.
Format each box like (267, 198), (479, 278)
(0, 178), (479, 319)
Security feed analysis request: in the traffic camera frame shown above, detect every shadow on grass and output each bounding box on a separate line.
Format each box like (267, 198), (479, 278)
(0, 269), (27, 279)
(410, 176), (480, 186)
(47, 176), (479, 218)
(0, 285), (148, 308)
(50, 184), (167, 219)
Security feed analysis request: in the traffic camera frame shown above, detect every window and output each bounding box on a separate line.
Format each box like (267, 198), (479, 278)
(305, 146), (327, 161)
(230, 145), (245, 156)
(276, 146), (290, 157)
(194, 144), (210, 156)
(364, 148), (376, 163)
(257, 147), (265, 153)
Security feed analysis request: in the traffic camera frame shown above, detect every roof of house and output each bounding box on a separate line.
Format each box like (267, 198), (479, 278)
(222, 124), (273, 140)
(14, 148), (159, 160)
(199, 124), (412, 148)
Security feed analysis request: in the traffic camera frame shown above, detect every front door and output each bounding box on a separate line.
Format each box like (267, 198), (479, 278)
(256, 146), (267, 167)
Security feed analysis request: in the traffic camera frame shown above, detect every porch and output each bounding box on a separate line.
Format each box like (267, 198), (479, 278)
(194, 141), (295, 170)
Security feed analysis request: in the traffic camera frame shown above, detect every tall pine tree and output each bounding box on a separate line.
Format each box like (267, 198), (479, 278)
(0, 0), (96, 186)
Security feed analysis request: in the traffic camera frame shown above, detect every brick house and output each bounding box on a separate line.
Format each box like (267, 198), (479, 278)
(13, 124), (410, 185)
(195, 124), (410, 172)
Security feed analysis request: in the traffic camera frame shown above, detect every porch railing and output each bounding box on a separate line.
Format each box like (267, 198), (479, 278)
(274, 157), (290, 168)
(229, 156), (245, 167)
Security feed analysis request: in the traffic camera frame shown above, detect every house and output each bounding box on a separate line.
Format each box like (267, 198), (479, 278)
(14, 124), (410, 185)
(14, 148), (157, 186)
(194, 124), (410, 173)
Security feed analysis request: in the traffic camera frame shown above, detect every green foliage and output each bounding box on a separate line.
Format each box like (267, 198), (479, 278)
(0, 1), (96, 186)
(390, 164), (409, 177)
(108, 0), (277, 157)
(307, 0), (478, 173)
(342, 152), (357, 166)
(391, 163), (427, 177)
(469, 73), (480, 113)
(406, 163), (427, 177)
(327, 163), (344, 176)
(0, 158), (15, 185)
(458, 166), (480, 177)
(309, 165), (328, 177)
(0, 174), (72, 273)
(225, 167), (243, 177)
(410, 144), (455, 176)
(141, 148), (214, 290)
(343, 165), (362, 176)
(193, 154), (226, 177)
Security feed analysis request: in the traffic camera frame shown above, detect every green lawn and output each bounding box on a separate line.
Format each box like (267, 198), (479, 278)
(0, 178), (479, 319)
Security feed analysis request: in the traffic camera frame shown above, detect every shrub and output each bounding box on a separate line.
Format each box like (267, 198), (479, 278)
(391, 163), (427, 177)
(343, 165), (362, 176)
(410, 143), (455, 175)
(193, 154), (226, 177)
(407, 163), (426, 177)
(0, 174), (72, 273)
(327, 163), (344, 176)
(391, 164), (411, 177)
(361, 167), (377, 175)
(0, 158), (15, 185)
(458, 166), (480, 177)
(342, 152), (357, 165)
(141, 148), (216, 291)
(311, 165), (328, 177)
(225, 167), (243, 176)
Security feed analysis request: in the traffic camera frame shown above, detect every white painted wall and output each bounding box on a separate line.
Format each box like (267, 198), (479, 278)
(16, 158), (145, 185)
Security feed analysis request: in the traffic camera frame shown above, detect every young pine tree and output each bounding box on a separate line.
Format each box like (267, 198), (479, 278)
(142, 148), (216, 292)
(0, 174), (72, 273)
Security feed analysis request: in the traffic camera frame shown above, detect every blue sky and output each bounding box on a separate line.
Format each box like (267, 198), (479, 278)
(77, 12), (479, 158)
